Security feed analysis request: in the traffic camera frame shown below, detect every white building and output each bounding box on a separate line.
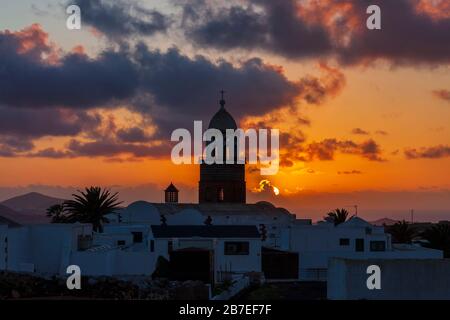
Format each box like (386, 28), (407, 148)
(282, 216), (442, 281)
(110, 201), (297, 248)
(0, 223), (92, 274)
(150, 225), (262, 282)
(0, 209), (443, 285)
(0, 221), (262, 281)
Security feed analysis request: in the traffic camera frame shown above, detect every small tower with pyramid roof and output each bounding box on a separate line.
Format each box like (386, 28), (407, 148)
(165, 182), (179, 203)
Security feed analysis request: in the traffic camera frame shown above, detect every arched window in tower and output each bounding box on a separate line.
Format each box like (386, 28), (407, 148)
(218, 187), (224, 202)
(164, 182), (179, 203)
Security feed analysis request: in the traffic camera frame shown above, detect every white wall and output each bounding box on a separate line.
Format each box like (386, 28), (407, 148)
(154, 237), (262, 279)
(3, 224), (92, 275)
(0, 225), (7, 270)
(284, 221), (441, 281)
(328, 258), (450, 300)
(215, 239), (261, 274)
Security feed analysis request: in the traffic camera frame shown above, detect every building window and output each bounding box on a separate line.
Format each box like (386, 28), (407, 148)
(150, 240), (155, 252)
(370, 241), (386, 252)
(339, 238), (350, 246)
(117, 240), (126, 246)
(224, 241), (249, 255)
(355, 238), (365, 252)
(132, 232), (143, 243)
(218, 187), (224, 202)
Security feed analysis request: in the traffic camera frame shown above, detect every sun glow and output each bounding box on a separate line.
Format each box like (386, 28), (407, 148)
(273, 186), (280, 196)
(255, 179), (280, 196)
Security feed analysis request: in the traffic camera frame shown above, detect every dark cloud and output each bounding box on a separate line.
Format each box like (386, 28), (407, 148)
(24, 139), (172, 160)
(66, 139), (171, 158)
(0, 24), (139, 109)
(338, 170), (363, 175)
(351, 128), (369, 135)
(28, 148), (72, 159)
(182, 0), (450, 65)
(0, 106), (100, 137)
(183, 0), (332, 59)
(69, 0), (170, 39)
(375, 130), (388, 136)
(0, 136), (35, 156)
(405, 145), (450, 159)
(297, 63), (346, 104)
(135, 46), (344, 139)
(305, 138), (385, 162)
(136, 46), (301, 120)
(116, 127), (152, 143)
(0, 25), (346, 160)
(337, 0), (450, 65)
(432, 89), (450, 102)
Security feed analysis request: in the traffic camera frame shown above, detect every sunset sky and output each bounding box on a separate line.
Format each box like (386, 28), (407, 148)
(0, 0), (449, 221)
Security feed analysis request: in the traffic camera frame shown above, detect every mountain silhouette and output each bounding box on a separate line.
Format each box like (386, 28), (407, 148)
(1, 192), (64, 223)
(0, 204), (23, 226)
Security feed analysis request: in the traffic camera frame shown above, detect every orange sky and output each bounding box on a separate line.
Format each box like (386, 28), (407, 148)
(0, 1), (449, 221)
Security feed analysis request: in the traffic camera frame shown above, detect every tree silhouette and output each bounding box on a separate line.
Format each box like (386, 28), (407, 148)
(46, 204), (67, 223)
(386, 220), (416, 244)
(421, 224), (450, 258)
(64, 187), (122, 232)
(325, 208), (352, 226)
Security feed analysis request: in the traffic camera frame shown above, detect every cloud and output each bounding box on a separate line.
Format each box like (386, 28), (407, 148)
(297, 62), (346, 104)
(0, 24), (139, 109)
(68, 0), (171, 39)
(0, 25), (346, 160)
(338, 170), (363, 175)
(136, 46), (300, 119)
(0, 106), (101, 138)
(116, 127), (152, 143)
(183, 0), (332, 59)
(0, 136), (35, 156)
(405, 145), (450, 159)
(182, 0), (450, 66)
(24, 138), (172, 160)
(305, 138), (385, 161)
(351, 128), (369, 135)
(135, 46), (345, 138)
(375, 130), (388, 136)
(432, 89), (450, 102)
(66, 139), (171, 158)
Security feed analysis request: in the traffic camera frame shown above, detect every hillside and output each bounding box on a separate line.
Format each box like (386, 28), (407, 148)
(0, 192), (64, 224)
(371, 218), (400, 226)
(0, 204), (22, 226)
(1, 192), (64, 215)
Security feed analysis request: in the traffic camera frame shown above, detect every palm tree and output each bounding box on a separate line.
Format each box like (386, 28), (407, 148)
(64, 187), (122, 232)
(420, 224), (450, 258)
(325, 208), (352, 226)
(386, 220), (416, 244)
(46, 204), (67, 223)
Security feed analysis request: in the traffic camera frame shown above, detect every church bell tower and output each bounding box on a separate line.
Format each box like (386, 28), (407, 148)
(199, 91), (246, 203)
